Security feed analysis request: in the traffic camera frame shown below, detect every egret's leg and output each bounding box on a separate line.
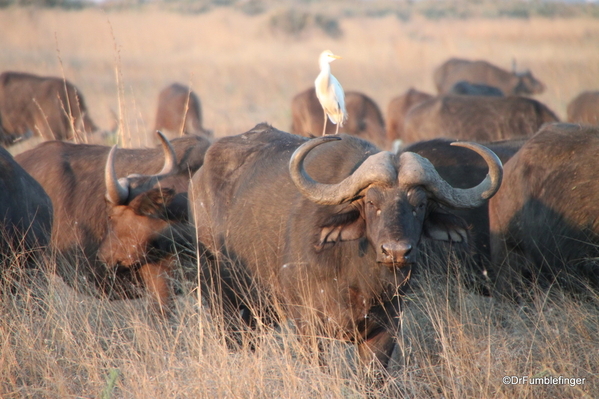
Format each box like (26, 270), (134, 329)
(322, 112), (328, 136)
(335, 123), (340, 135)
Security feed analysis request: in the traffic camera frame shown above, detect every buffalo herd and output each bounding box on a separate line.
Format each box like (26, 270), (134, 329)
(2, 58), (599, 372)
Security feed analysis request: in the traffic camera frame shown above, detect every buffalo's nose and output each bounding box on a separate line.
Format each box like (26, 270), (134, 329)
(380, 242), (413, 264)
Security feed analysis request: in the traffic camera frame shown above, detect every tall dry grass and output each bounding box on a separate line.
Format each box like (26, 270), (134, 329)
(1, 5), (599, 152)
(1, 242), (598, 398)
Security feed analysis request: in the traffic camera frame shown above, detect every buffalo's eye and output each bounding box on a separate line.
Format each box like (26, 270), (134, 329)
(412, 201), (426, 217)
(366, 200), (381, 216)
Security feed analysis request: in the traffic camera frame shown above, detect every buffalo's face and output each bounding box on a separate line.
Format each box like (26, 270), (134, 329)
(314, 182), (470, 268)
(99, 188), (175, 268)
(362, 185), (427, 267)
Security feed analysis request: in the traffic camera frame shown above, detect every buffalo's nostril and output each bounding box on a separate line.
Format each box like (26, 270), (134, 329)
(403, 245), (412, 259)
(381, 242), (413, 262)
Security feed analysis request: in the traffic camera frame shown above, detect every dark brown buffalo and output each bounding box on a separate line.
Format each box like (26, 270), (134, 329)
(291, 88), (387, 149)
(386, 88), (433, 148)
(489, 123), (599, 297)
(434, 58), (545, 96)
(405, 137), (525, 291)
(0, 147), (53, 270)
(448, 81), (504, 97)
(566, 91), (599, 125)
(0, 71), (99, 146)
(154, 83), (213, 141)
(190, 123), (502, 369)
(15, 133), (210, 311)
(401, 95), (559, 144)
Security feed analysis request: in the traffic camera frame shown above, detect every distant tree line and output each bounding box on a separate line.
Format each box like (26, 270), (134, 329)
(2, 0), (599, 21)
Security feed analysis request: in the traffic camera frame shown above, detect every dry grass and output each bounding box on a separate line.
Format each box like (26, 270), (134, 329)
(2, 246), (598, 398)
(2, 5), (599, 152)
(2, 4), (599, 398)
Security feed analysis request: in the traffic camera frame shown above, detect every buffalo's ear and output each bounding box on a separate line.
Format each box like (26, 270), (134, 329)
(316, 211), (365, 251)
(423, 211), (469, 243)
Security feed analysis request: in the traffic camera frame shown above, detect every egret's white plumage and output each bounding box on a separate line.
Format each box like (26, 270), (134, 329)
(314, 50), (347, 135)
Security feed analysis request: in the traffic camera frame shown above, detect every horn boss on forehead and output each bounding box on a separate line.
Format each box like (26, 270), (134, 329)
(290, 136), (502, 208)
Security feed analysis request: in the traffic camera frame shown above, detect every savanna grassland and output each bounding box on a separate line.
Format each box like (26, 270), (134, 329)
(1, 2), (599, 398)
(2, 1), (599, 149)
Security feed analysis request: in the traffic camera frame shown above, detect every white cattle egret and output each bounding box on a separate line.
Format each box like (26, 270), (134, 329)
(314, 50), (347, 135)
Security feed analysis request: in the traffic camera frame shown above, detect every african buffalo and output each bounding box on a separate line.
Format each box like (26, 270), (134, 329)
(15, 133), (209, 311)
(154, 83), (213, 142)
(401, 95), (559, 144)
(489, 123), (599, 297)
(405, 137), (525, 291)
(448, 81), (504, 97)
(190, 123), (503, 369)
(434, 58), (545, 96)
(291, 88), (387, 149)
(386, 88), (433, 149)
(566, 91), (599, 125)
(0, 71), (100, 146)
(0, 147), (53, 271)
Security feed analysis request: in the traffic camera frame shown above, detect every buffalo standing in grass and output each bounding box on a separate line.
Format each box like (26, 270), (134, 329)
(566, 91), (599, 125)
(291, 88), (387, 149)
(190, 123), (503, 369)
(154, 83), (213, 142)
(15, 133), (210, 312)
(401, 95), (559, 144)
(433, 58), (545, 96)
(0, 147), (53, 268)
(0, 71), (100, 146)
(489, 123), (599, 297)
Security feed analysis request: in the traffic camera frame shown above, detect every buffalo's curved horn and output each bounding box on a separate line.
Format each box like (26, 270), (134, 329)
(105, 145), (130, 205)
(156, 130), (177, 175)
(398, 142), (503, 208)
(289, 136), (397, 205)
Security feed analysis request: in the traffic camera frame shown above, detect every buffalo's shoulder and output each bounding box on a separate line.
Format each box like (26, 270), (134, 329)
(202, 124), (306, 180)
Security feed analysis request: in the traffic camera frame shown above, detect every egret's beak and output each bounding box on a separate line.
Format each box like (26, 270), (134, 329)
(332, 54), (342, 59)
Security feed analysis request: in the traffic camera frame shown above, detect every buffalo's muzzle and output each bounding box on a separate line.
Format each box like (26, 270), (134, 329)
(378, 241), (413, 266)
